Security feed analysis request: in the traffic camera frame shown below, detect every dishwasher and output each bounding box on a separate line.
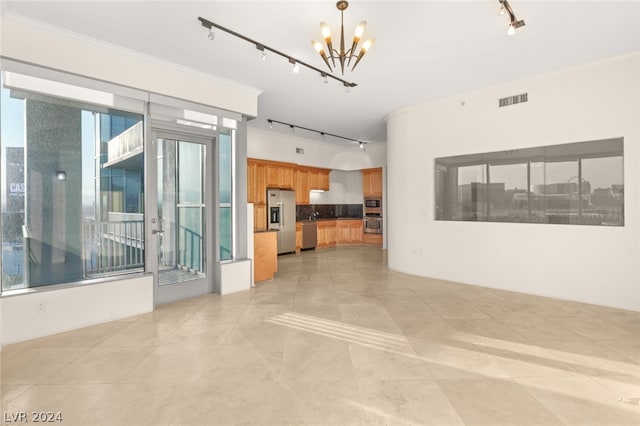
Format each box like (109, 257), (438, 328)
(301, 221), (317, 250)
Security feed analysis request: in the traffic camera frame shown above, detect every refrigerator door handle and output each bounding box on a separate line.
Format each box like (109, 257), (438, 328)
(278, 202), (284, 227)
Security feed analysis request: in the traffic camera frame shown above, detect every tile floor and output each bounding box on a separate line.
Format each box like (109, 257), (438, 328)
(1, 246), (638, 425)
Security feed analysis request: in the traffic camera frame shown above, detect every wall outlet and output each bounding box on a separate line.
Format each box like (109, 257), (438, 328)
(35, 300), (47, 314)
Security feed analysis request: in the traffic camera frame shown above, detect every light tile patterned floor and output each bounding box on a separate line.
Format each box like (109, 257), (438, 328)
(1, 246), (639, 425)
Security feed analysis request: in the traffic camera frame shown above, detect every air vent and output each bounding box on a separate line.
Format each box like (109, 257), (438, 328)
(296, 148), (304, 154)
(499, 93), (528, 108)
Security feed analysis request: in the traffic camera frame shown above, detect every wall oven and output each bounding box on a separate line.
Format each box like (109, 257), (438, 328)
(364, 216), (382, 234)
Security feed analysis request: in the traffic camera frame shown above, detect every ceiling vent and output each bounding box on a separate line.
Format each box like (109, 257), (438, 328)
(296, 147), (304, 154)
(499, 92), (528, 108)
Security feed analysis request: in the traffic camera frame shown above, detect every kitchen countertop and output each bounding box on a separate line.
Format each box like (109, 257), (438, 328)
(299, 218), (362, 222)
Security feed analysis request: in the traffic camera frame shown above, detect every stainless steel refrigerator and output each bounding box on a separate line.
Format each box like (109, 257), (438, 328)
(267, 189), (296, 254)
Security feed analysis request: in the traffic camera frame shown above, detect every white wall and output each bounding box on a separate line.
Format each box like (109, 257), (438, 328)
(386, 54), (640, 311)
(0, 16), (260, 117)
(310, 170), (364, 204)
(1, 275), (153, 345)
(248, 127), (385, 171)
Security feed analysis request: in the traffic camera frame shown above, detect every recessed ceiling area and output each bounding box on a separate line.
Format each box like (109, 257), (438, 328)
(2, 1), (638, 145)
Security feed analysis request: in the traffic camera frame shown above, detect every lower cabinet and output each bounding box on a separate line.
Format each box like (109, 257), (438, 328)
(336, 220), (363, 244)
(316, 219), (363, 248)
(363, 233), (382, 245)
(317, 220), (336, 248)
(295, 222), (302, 252)
(254, 231), (277, 282)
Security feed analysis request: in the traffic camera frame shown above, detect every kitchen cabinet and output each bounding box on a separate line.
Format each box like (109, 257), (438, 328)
(348, 220), (363, 243)
(336, 220), (363, 244)
(247, 160), (266, 205)
(248, 158), (332, 230)
(248, 158), (297, 230)
(362, 167), (383, 197)
(295, 165), (330, 204)
(295, 222), (302, 252)
(295, 169), (310, 205)
(265, 163), (294, 189)
(363, 233), (382, 245)
(316, 219), (362, 247)
(316, 220), (336, 248)
(254, 230), (277, 282)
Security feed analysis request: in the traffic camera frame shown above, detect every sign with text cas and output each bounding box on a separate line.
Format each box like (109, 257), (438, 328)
(6, 147), (24, 213)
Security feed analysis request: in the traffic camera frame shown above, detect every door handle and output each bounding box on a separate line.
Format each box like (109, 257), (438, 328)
(152, 229), (164, 234)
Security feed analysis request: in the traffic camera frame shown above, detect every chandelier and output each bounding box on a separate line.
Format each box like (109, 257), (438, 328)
(312, 1), (374, 75)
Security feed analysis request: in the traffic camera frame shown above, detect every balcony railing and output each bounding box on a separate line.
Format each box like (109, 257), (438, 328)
(84, 217), (144, 277)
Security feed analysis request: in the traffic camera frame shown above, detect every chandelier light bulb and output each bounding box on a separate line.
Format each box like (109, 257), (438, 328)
(261, 51), (267, 60)
(499, 4), (506, 16)
(320, 22), (332, 42)
(293, 62), (300, 73)
(507, 23), (516, 35)
(354, 21), (366, 39)
(361, 38), (374, 52)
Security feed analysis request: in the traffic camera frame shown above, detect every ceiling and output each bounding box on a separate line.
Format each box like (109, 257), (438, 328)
(2, 1), (639, 146)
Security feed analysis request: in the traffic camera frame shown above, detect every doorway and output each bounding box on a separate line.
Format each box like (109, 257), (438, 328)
(148, 126), (215, 305)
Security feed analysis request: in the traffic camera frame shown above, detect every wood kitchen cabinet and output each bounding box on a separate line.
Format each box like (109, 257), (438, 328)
(316, 220), (336, 248)
(295, 165), (330, 204)
(247, 158), (332, 230)
(264, 161), (295, 189)
(335, 219), (363, 244)
(254, 230), (277, 282)
(361, 167), (383, 197)
(348, 220), (363, 243)
(295, 222), (302, 252)
(295, 168), (310, 205)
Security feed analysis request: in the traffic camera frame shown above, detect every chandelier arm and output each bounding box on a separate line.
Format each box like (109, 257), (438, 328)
(198, 17), (357, 87)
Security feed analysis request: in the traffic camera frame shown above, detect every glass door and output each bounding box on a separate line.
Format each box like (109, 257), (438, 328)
(148, 128), (214, 305)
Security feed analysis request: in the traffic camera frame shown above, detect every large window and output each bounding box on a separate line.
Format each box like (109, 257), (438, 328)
(218, 126), (235, 261)
(435, 139), (624, 226)
(1, 71), (144, 290)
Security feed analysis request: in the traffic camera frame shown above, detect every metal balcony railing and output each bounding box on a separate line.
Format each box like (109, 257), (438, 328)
(83, 217), (144, 277)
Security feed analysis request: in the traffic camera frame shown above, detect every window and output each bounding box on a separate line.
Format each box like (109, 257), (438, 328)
(435, 138), (624, 226)
(1, 71), (145, 291)
(218, 126), (235, 261)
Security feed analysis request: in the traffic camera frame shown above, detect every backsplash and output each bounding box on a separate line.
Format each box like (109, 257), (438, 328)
(296, 204), (363, 221)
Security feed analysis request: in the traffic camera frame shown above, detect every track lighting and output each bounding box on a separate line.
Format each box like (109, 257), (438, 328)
(198, 16), (358, 89)
(267, 118), (368, 148)
(498, 0), (525, 35)
(291, 59), (300, 74)
(256, 44), (267, 60)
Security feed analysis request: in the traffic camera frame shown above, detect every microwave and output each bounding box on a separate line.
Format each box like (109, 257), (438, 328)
(364, 198), (381, 208)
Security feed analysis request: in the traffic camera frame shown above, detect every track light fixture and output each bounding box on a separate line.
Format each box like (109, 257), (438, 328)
(498, 0), (525, 35)
(312, 1), (374, 75)
(198, 17), (358, 89)
(267, 119), (368, 148)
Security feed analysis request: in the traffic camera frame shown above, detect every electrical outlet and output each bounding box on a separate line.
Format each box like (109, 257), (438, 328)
(35, 301), (47, 314)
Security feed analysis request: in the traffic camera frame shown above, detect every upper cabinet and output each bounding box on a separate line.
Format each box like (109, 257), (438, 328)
(294, 165), (330, 205)
(248, 158), (331, 221)
(361, 167), (383, 197)
(265, 162), (295, 190)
